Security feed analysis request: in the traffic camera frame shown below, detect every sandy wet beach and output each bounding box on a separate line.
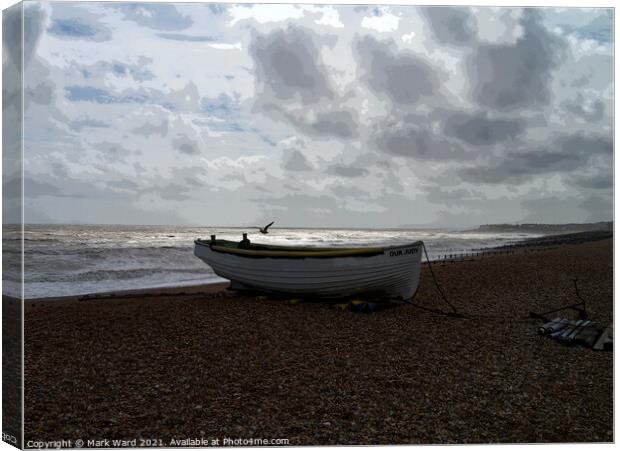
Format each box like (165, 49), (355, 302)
(23, 238), (612, 445)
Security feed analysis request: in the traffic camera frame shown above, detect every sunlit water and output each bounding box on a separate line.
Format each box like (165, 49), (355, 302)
(3, 225), (543, 299)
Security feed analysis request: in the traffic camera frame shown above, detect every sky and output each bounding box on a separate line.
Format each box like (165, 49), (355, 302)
(5, 1), (614, 227)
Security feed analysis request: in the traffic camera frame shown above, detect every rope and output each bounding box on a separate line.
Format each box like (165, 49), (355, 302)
(408, 242), (466, 318)
(401, 242), (587, 324)
(403, 242), (533, 322)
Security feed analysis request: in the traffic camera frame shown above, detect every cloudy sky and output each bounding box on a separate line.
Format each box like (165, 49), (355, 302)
(10, 2), (614, 227)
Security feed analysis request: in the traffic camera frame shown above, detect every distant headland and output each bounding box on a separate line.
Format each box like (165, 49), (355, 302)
(474, 221), (612, 234)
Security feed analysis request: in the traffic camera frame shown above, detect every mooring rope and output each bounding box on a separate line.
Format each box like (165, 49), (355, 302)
(402, 242), (466, 318)
(402, 242), (587, 323)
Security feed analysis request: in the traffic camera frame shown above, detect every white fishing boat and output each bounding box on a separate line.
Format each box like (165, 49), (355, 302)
(194, 234), (423, 300)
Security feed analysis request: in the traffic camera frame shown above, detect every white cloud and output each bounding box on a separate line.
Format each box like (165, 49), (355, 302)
(401, 31), (416, 43)
(208, 42), (242, 50)
(361, 8), (401, 33)
(228, 4), (305, 26)
(310, 5), (345, 28)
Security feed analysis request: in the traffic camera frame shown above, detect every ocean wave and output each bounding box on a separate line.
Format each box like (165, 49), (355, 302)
(27, 267), (213, 283)
(23, 245), (193, 256)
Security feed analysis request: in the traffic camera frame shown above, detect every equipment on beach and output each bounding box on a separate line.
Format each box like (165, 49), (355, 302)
(194, 235), (423, 300)
(531, 278), (612, 351)
(537, 318), (613, 350)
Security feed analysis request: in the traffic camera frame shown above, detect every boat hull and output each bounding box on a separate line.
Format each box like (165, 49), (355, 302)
(194, 241), (423, 300)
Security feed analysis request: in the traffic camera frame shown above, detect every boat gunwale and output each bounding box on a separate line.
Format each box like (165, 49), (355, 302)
(194, 239), (423, 259)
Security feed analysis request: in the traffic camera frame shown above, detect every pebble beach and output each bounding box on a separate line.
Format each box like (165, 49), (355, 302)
(23, 236), (613, 445)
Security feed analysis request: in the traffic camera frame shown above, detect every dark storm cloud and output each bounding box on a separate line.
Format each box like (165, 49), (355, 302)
(132, 120), (169, 137)
(374, 121), (467, 161)
(355, 35), (439, 106)
(309, 110), (358, 139)
(172, 135), (200, 155)
(443, 112), (524, 146)
(421, 6), (475, 46)
(110, 3), (192, 31)
(250, 26), (334, 104)
(469, 9), (565, 111)
(250, 27), (361, 141)
(459, 133), (612, 184)
(282, 150), (313, 171)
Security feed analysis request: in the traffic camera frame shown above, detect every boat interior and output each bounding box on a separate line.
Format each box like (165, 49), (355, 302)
(195, 238), (386, 258)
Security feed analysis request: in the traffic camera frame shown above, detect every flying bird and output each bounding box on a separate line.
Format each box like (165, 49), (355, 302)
(258, 221), (275, 234)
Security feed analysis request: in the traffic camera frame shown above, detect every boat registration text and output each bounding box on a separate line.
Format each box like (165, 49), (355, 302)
(388, 247), (419, 257)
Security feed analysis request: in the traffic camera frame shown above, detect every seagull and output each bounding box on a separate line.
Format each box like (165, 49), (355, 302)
(258, 221), (275, 234)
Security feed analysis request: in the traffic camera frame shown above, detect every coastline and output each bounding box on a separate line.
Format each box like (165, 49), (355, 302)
(19, 282), (230, 304)
(24, 237), (613, 444)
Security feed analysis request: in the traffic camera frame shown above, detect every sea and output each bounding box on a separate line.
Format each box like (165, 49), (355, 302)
(3, 225), (544, 299)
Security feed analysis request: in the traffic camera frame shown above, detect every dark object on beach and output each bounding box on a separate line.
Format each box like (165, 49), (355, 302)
(259, 221), (275, 234)
(349, 300), (380, 313)
(538, 318), (612, 350)
(593, 323), (614, 351)
(328, 299), (401, 313)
